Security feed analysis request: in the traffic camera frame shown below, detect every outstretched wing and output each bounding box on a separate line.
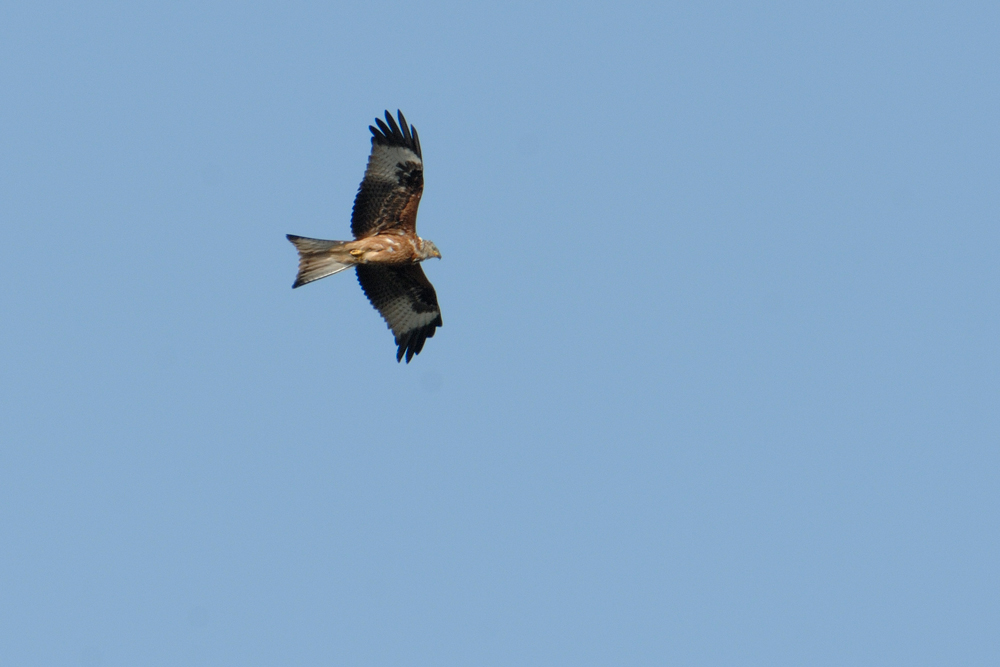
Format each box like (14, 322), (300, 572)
(356, 264), (442, 363)
(351, 110), (424, 239)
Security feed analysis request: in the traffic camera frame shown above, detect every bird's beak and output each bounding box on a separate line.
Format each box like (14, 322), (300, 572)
(433, 248), (442, 259)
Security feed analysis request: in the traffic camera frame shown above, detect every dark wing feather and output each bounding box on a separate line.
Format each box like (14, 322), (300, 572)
(351, 110), (424, 239)
(356, 264), (442, 363)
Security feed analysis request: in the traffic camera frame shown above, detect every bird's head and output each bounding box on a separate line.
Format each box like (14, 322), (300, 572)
(420, 239), (442, 260)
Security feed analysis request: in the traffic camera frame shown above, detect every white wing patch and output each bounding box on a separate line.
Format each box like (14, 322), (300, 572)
(366, 145), (421, 182)
(380, 296), (439, 336)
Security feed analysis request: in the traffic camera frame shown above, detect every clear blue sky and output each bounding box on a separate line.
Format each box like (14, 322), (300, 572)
(2, 1), (998, 665)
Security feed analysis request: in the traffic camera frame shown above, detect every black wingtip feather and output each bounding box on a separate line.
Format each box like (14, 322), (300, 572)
(383, 111), (401, 137)
(369, 109), (421, 158)
(393, 325), (438, 363)
(399, 111), (412, 142)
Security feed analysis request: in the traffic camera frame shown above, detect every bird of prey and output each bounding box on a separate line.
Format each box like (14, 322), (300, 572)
(287, 110), (442, 363)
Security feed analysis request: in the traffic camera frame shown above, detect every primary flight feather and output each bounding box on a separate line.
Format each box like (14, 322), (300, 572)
(287, 110), (442, 362)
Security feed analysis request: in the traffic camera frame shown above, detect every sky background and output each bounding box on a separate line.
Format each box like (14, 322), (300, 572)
(1, 1), (998, 665)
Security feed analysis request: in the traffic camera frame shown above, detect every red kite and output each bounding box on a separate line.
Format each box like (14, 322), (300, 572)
(287, 110), (442, 363)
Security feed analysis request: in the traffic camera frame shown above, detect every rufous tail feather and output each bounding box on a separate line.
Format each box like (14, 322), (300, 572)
(286, 234), (355, 288)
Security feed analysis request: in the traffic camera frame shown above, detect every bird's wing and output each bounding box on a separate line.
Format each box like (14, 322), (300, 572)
(356, 264), (442, 363)
(351, 110), (424, 239)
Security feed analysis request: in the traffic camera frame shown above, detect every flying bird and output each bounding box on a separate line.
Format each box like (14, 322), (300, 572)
(287, 110), (442, 363)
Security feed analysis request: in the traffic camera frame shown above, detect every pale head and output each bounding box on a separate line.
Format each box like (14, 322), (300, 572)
(418, 238), (442, 260)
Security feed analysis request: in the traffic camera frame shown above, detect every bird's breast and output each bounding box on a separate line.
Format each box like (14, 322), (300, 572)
(348, 235), (420, 264)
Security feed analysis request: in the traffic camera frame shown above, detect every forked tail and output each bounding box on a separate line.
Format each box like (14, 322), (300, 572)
(286, 234), (355, 288)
